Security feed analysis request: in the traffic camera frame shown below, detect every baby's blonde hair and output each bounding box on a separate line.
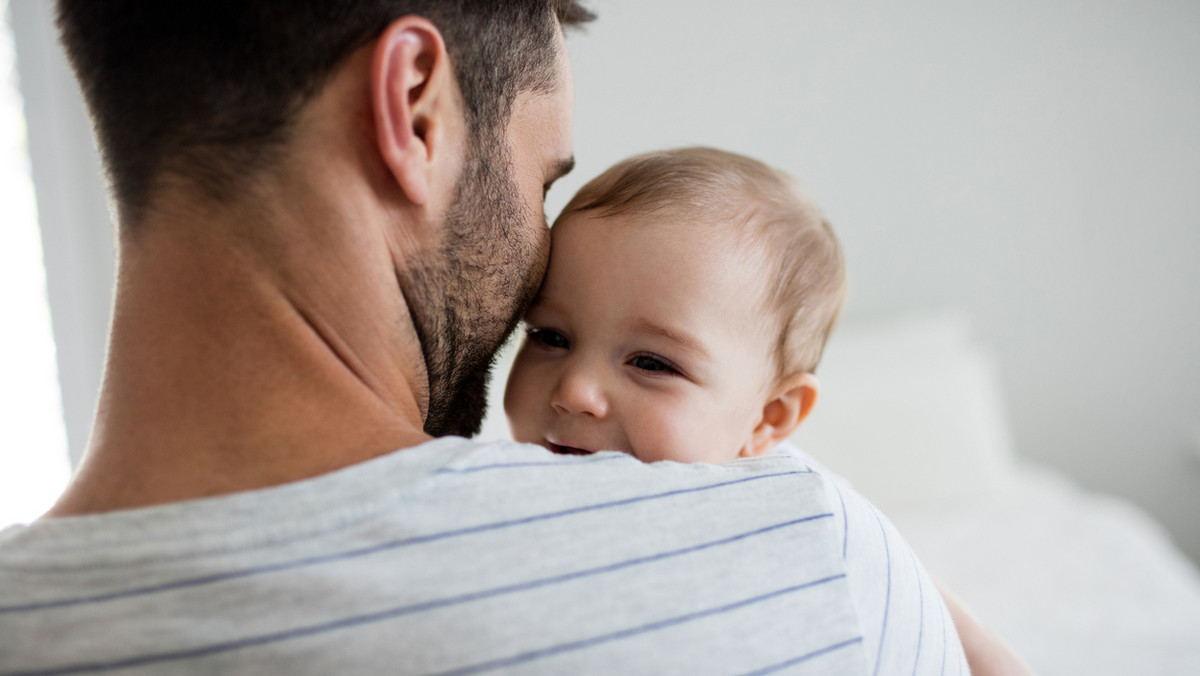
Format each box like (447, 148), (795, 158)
(557, 147), (847, 378)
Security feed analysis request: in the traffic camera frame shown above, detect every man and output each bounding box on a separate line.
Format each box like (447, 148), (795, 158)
(0, 2), (1018, 674)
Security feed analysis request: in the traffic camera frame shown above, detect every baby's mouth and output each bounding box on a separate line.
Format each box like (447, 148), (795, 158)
(548, 443), (594, 456)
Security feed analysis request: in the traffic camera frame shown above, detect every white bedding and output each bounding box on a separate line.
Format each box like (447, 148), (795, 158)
(893, 465), (1200, 675)
(791, 314), (1200, 675)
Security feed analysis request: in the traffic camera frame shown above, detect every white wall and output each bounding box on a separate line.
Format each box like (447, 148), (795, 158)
(10, 0), (115, 469)
(14, 1), (1200, 562)
(541, 0), (1200, 561)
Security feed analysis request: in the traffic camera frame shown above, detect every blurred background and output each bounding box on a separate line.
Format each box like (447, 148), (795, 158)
(548, 0), (1200, 565)
(3, 0), (1198, 573)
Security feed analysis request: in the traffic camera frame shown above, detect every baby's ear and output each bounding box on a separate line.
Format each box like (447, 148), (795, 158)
(738, 373), (820, 458)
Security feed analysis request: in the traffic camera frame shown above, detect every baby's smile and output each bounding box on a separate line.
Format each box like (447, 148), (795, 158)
(547, 443), (593, 456)
(543, 431), (629, 457)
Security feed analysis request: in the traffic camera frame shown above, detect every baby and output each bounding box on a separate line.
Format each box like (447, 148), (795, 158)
(502, 151), (1036, 674)
(504, 147), (845, 463)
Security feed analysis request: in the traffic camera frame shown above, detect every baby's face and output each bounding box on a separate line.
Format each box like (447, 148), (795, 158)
(504, 210), (778, 463)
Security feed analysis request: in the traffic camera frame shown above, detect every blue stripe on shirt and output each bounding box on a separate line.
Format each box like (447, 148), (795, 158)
(872, 508), (893, 676)
(425, 576), (851, 676)
(434, 454), (632, 474)
(911, 549), (924, 676)
(830, 478), (849, 559)
(0, 470), (806, 615)
(736, 636), (866, 676)
(0, 521), (837, 676)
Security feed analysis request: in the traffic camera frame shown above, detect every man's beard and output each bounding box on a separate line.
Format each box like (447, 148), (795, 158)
(399, 140), (548, 438)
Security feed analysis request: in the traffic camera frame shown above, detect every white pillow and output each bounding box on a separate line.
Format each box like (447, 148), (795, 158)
(791, 314), (1016, 513)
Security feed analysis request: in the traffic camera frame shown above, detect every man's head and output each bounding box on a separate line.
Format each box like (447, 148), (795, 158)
(504, 147), (847, 463)
(56, 1), (592, 227)
(400, 25), (579, 437)
(56, 1), (592, 438)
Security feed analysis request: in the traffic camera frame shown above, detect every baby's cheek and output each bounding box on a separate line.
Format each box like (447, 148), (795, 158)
(687, 402), (760, 463)
(634, 409), (737, 464)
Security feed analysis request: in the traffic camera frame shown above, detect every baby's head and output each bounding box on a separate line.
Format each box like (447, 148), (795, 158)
(504, 147), (846, 463)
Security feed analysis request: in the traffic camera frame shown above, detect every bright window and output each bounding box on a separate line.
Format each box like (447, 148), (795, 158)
(0, 1), (72, 528)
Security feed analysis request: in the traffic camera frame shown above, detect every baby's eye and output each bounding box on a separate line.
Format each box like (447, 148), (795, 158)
(527, 327), (569, 349)
(629, 354), (680, 375)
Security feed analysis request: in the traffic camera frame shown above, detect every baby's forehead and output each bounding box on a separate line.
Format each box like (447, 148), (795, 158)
(544, 207), (786, 384)
(551, 205), (781, 322)
(554, 203), (744, 242)
(554, 204), (769, 268)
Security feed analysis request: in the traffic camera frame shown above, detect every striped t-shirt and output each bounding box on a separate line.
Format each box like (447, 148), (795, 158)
(0, 437), (967, 675)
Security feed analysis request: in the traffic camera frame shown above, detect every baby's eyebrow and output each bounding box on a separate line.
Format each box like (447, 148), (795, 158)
(527, 294), (565, 316)
(630, 319), (711, 361)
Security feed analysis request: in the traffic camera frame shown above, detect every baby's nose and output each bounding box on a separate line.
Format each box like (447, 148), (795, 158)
(550, 362), (609, 418)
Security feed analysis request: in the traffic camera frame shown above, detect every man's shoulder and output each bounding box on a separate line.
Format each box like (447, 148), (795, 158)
(2, 439), (965, 674)
(439, 439), (839, 520)
(1, 438), (873, 674)
(452, 439), (824, 489)
(448, 440), (844, 531)
(0, 438), (835, 567)
(765, 443), (973, 676)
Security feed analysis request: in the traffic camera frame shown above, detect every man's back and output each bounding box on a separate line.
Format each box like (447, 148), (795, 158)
(17, 4), (980, 674)
(1, 439), (964, 675)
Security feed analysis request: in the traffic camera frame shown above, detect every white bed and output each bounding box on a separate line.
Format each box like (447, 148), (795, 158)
(790, 315), (1200, 675)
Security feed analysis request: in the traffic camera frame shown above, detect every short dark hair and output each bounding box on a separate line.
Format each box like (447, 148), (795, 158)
(56, 1), (594, 226)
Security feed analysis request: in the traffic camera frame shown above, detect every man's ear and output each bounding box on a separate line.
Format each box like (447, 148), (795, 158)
(738, 373), (820, 459)
(371, 16), (462, 208)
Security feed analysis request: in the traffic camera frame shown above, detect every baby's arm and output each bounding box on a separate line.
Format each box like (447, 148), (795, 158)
(937, 583), (1035, 676)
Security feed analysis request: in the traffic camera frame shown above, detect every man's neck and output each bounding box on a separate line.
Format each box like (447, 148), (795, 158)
(50, 194), (434, 517)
